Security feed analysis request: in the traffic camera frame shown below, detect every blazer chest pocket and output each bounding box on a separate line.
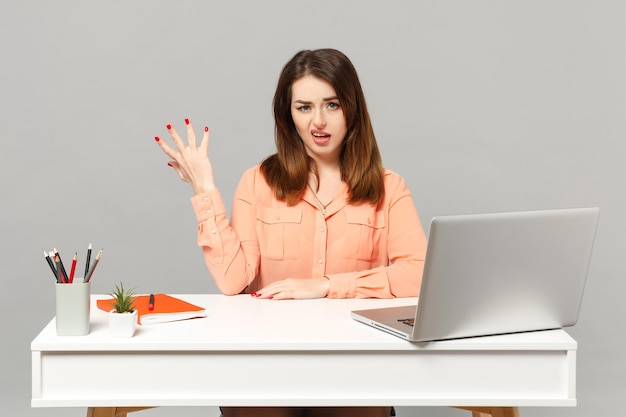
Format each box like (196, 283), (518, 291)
(343, 207), (386, 261)
(256, 206), (303, 260)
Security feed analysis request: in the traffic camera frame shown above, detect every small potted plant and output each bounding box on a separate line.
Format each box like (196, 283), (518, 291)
(108, 282), (138, 338)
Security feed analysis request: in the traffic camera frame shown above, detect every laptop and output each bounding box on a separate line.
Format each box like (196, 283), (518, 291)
(351, 207), (600, 342)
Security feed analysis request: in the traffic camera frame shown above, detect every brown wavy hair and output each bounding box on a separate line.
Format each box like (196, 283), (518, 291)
(260, 48), (384, 206)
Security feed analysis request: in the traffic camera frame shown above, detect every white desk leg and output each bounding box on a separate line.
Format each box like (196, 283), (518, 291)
(86, 407), (155, 417)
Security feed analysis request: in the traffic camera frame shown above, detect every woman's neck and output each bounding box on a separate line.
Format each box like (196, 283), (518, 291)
(309, 162), (342, 204)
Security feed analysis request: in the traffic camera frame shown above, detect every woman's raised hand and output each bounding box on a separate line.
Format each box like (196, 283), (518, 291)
(154, 119), (216, 195)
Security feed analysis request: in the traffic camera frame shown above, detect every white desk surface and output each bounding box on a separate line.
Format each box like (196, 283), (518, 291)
(32, 294), (577, 408)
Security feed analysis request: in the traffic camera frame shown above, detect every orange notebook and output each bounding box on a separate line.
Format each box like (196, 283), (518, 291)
(97, 294), (207, 325)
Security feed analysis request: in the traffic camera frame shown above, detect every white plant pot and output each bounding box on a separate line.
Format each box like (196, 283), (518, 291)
(108, 309), (138, 338)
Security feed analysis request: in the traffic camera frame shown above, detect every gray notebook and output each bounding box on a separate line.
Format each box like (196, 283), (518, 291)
(352, 207), (600, 342)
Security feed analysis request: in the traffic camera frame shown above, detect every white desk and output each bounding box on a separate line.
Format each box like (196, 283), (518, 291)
(31, 295), (577, 417)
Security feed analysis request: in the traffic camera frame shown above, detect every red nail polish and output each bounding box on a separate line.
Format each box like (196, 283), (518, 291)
(154, 136), (160, 142)
(166, 124), (172, 130)
(251, 292), (257, 297)
(185, 118), (190, 125)
(204, 126), (209, 132)
(167, 162), (173, 167)
(268, 296), (273, 300)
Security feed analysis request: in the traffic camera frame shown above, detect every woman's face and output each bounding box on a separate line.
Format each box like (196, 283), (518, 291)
(290, 75), (348, 165)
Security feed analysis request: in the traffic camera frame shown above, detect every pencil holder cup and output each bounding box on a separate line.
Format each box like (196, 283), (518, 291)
(55, 281), (90, 336)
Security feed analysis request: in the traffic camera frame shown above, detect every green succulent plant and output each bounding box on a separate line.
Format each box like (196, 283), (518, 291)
(109, 282), (136, 313)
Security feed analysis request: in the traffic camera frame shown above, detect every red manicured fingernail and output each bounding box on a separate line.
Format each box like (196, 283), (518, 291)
(166, 124), (172, 130)
(204, 126), (209, 132)
(167, 162), (173, 167)
(185, 118), (190, 125)
(268, 296), (273, 300)
(250, 292), (257, 297)
(154, 136), (160, 142)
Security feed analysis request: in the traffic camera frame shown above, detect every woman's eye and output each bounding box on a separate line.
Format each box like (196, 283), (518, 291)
(297, 105), (311, 112)
(327, 102), (340, 110)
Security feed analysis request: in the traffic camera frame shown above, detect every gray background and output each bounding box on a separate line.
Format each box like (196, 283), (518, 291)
(1, 1), (623, 416)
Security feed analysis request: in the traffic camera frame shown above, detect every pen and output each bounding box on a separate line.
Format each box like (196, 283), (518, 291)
(44, 251), (59, 282)
(69, 252), (77, 283)
(53, 248), (69, 284)
(84, 249), (102, 283)
(84, 243), (92, 279)
(148, 294), (154, 311)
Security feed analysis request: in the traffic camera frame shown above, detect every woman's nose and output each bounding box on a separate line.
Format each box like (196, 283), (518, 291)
(313, 110), (326, 129)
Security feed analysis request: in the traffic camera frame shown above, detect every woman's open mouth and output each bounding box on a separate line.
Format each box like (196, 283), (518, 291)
(312, 130), (331, 145)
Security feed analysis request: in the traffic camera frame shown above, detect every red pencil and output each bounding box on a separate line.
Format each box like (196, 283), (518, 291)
(69, 252), (77, 283)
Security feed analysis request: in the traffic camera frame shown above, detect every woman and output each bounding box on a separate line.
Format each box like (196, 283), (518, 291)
(155, 49), (427, 417)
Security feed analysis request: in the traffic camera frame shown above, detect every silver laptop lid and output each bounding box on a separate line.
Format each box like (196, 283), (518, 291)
(411, 207), (599, 342)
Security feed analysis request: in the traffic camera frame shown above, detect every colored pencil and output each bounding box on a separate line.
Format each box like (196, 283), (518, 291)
(69, 252), (77, 283)
(53, 248), (69, 284)
(54, 254), (64, 283)
(44, 251), (59, 282)
(84, 243), (92, 279)
(84, 249), (102, 283)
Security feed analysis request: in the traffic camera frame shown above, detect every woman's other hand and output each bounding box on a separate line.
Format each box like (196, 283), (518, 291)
(253, 277), (330, 300)
(154, 119), (216, 195)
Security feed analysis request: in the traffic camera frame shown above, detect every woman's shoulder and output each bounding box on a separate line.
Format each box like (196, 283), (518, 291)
(382, 168), (407, 185)
(382, 168), (412, 200)
(236, 164), (272, 195)
(241, 163), (263, 179)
